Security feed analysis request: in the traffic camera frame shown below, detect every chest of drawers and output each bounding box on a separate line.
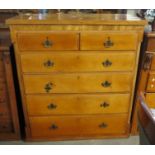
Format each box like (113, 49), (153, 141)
(6, 13), (146, 140)
(131, 32), (155, 134)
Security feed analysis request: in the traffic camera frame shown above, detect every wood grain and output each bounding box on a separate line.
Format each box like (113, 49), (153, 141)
(20, 51), (135, 73)
(30, 114), (128, 138)
(23, 73), (133, 94)
(26, 93), (130, 116)
(17, 32), (79, 51)
(80, 32), (138, 50)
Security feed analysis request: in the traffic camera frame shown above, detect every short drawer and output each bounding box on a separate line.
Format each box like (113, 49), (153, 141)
(146, 72), (155, 92)
(23, 73), (132, 94)
(30, 114), (128, 138)
(17, 32), (79, 51)
(26, 93), (130, 116)
(80, 32), (138, 50)
(145, 93), (155, 108)
(21, 52), (135, 73)
(0, 118), (13, 132)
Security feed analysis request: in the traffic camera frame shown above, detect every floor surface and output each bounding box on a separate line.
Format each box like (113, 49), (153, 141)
(0, 136), (139, 145)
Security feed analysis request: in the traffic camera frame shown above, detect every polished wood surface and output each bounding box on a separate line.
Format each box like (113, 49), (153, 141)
(20, 52), (135, 72)
(7, 13), (146, 140)
(146, 72), (155, 92)
(80, 32), (138, 51)
(26, 94), (130, 116)
(6, 13), (147, 25)
(23, 73), (132, 94)
(30, 114), (128, 138)
(146, 93), (155, 108)
(17, 32), (79, 51)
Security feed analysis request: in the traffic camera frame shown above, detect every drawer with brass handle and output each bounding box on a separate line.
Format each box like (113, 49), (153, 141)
(80, 32), (138, 50)
(17, 32), (79, 51)
(26, 94), (130, 116)
(23, 73), (132, 94)
(20, 52), (135, 73)
(146, 72), (155, 92)
(29, 114), (128, 138)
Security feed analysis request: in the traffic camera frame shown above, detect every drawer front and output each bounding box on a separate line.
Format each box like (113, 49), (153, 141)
(0, 118), (13, 132)
(21, 52), (135, 73)
(145, 93), (155, 108)
(80, 32), (138, 50)
(146, 72), (155, 92)
(23, 73), (132, 94)
(26, 94), (130, 116)
(17, 32), (79, 51)
(30, 114), (128, 138)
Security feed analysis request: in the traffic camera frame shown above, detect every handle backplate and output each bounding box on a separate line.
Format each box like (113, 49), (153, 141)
(43, 37), (53, 48)
(103, 37), (114, 48)
(49, 124), (58, 130)
(101, 81), (111, 87)
(44, 82), (53, 93)
(102, 59), (112, 67)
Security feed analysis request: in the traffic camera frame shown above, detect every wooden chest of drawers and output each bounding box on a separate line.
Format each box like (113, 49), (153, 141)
(6, 13), (146, 141)
(131, 32), (155, 134)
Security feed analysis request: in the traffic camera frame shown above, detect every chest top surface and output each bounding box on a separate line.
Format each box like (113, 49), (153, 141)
(6, 13), (147, 25)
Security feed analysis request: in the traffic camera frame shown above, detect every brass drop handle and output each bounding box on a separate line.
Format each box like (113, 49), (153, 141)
(103, 37), (114, 48)
(100, 102), (109, 108)
(102, 59), (112, 67)
(101, 81), (111, 87)
(44, 82), (53, 93)
(43, 37), (53, 48)
(44, 60), (54, 67)
(49, 124), (58, 130)
(47, 103), (57, 109)
(99, 123), (108, 128)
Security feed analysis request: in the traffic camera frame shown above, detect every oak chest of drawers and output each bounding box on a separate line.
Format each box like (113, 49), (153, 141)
(6, 13), (146, 140)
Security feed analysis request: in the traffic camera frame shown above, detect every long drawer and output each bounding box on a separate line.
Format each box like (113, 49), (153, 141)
(26, 93), (130, 116)
(30, 114), (128, 138)
(80, 32), (138, 51)
(17, 32), (79, 51)
(23, 73), (132, 94)
(21, 52), (135, 73)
